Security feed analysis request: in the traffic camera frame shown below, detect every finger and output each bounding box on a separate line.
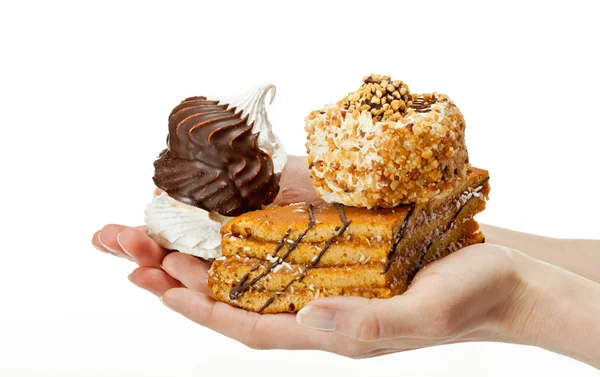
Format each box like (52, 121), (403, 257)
(275, 155), (321, 206)
(129, 266), (182, 296)
(116, 227), (169, 268)
(161, 288), (344, 352)
(160, 253), (211, 294)
(153, 187), (164, 197)
(93, 225), (147, 250)
(94, 225), (134, 260)
(296, 296), (421, 342)
(91, 230), (112, 253)
(91, 230), (131, 259)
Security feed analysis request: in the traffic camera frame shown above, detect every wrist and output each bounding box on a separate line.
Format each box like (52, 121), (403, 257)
(496, 250), (600, 368)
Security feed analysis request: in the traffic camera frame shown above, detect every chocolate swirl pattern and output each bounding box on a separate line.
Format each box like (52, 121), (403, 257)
(153, 91), (281, 217)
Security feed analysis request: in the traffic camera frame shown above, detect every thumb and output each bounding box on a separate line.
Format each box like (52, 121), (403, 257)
(296, 296), (417, 341)
(275, 155), (322, 206)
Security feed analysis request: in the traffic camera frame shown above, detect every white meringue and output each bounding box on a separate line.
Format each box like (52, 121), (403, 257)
(144, 193), (230, 259)
(213, 83), (288, 175)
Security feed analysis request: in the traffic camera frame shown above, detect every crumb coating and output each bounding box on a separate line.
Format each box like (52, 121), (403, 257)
(305, 75), (470, 208)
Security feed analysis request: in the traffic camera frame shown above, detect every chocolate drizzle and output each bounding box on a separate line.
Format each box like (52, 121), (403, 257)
(153, 96), (280, 217)
(383, 203), (416, 274)
(410, 95), (438, 113)
(257, 204), (351, 313)
(229, 229), (291, 300)
(229, 203), (316, 301)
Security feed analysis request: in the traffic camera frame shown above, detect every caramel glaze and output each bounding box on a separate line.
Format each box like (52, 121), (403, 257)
(257, 204), (351, 313)
(153, 96), (280, 217)
(229, 203), (316, 301)
(227, 203), (352, 313)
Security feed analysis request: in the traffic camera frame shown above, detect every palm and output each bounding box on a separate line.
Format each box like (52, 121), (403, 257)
(93, 222), (519, 358)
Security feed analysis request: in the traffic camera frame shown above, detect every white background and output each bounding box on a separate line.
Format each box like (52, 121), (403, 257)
(1, 1), (599, 376)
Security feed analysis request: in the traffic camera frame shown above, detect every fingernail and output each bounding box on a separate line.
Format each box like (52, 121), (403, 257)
(127, 274), (133, 282)
(296, 306), (337, 331)
(116, 233), (134, 259)
(159, 295), (171, 309)
(92, 242), (107, 253)
(97, 232), (121, 254)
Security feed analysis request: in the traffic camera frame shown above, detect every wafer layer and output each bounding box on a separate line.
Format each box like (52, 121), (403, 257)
(211, 232), (484, 314)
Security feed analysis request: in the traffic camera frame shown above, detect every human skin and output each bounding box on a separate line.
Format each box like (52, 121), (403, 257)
(480, 224), (600, 284)
(91, 156), (600, 368)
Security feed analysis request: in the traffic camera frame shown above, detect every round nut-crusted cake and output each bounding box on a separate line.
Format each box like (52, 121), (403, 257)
(305, 74), (470, 208)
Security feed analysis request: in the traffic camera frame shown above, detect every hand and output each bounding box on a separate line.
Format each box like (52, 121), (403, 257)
(150, 243), (530, 358)
(92, 217), (526, 357)
(92, 223), (184, 295)
(91, 155), (600, 366)
(91, 223), (600, 367)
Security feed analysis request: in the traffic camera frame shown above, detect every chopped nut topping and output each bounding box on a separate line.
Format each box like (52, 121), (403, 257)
(305, 83), (470, 208)
(338, 74), (412, 121)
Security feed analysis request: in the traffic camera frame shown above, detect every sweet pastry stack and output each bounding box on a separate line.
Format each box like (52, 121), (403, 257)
(146, 75), (490, 314)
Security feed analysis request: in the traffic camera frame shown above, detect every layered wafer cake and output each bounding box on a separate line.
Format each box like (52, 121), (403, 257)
(208, 167), (489, 313)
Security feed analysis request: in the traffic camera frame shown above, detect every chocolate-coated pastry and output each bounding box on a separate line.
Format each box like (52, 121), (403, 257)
(153, 85), (285, 217)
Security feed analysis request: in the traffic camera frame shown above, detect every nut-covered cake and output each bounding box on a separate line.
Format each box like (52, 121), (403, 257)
(305, 74), (469, 208)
